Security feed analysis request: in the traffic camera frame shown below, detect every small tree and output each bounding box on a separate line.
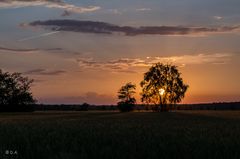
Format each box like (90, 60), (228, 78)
(117, 82), (136, 112)
(140, 63), (188, 112)
(0, 69), (36, 106)
(77, 102), (89, 111)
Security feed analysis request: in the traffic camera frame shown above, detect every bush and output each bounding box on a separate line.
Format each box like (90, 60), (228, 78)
(117, 102), (134, 112)
(76, 103), (89, 111)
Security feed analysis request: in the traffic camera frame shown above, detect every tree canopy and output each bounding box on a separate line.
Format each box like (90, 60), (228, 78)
(140, 63), (188, 111)
(117, 82), (136, 112)
(0, 69), (36, 105)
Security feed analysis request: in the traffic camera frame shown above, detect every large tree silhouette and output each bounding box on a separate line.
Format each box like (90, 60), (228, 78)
(0, 69), (36, 106)
(117, 82), (136, 112)
(140, 63), (188, 111)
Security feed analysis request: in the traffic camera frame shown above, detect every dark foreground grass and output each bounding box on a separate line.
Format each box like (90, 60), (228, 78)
(0, 111), (240, 159)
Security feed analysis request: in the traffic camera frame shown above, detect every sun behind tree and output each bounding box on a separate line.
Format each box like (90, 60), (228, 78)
(140, 63), (189, 112)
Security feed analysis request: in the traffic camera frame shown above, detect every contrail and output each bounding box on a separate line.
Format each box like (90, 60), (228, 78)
(18, 31), (60, 42)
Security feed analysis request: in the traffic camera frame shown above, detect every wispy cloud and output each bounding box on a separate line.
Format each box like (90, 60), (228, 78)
(0, 46), (39, 52)
(61, 10), (72, 17)
(76, 57), (139, 73)
(213, 16), (223, 20)
(0, 46), (63, 54)
(136, 8), (151, 11)
(27, 19), (240, 36)
(23, 68), (66, 76)
(0, 0), (100, 14)
(150, 53), (232, 65)
(75, 53), (233, 73)
(108, 9), (122, 15)
(18, 31), (60, 42)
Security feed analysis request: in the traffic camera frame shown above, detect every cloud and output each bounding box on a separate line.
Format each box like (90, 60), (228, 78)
(0, 46), (39, 52)
(136, 8), (151, 11)
(76, 57), (141, 73)
(0, 0), (100, 14)
(27, 19), (240, 36)
(75, 53), (233, 73)
(23, 68), (66, 75)
(213, 16), (223, 20)
(0, 46), (86, 64)
(151, 53), (232, 65)
(108, 9), (122, 15)
(18, 31), (60, 42)
(0, 46), (63, 54)
(61, 10), (72, 17)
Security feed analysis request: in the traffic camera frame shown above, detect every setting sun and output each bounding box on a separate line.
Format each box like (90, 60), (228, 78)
(159, 88), (165, 96)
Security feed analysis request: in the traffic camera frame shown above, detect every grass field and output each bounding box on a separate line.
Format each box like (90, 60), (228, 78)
(0, 111), (240, 159)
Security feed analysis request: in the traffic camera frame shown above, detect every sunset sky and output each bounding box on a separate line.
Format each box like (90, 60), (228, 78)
(0, 0), (240, 104)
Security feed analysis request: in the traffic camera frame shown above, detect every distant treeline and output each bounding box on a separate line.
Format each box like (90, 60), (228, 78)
(1, 102), (240, 112)
(177, 102), (240, 110)
(35, 102), (240, 111)
(34, 104), (117, 111)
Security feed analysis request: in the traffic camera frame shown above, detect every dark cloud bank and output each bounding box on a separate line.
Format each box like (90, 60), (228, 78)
(29, 19), (240, 36)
